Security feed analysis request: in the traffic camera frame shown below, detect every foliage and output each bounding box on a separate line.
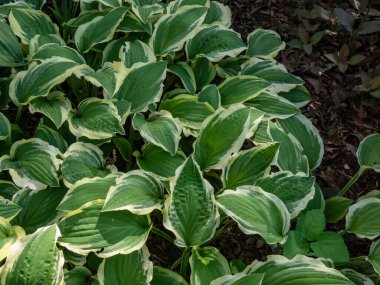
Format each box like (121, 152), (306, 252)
(0, 0), (379, 284)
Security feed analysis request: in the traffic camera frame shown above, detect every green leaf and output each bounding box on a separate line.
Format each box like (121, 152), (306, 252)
(98, 247), (153, 285)
(310, 231), (349, 263)
(217, 186), (290, 244)
(218, 76), (269, 106)
(28, 34), (65, 57)
(1, 225), (64, 285)
(246, 255), (354, 285)
(58, 174), (119, 212)
(346, 197), (380, 239)
(34, 124), (68, 153)
(368, 239), (380, 274)
(0, 112), (11, 141)
(282, 230), (309, 259)
(58, 199), (152, 258)
(198, 84), (221, 110)
(64, 266), (93, 285)
(122, 40), (156, 68)
(211, 273), (264, 285)
(324, 196), (352, 223)
(190, 247), (231, 285)
(9, 58), (80, 105)
(151, 267), (188, 285)
(117, 10), (152, 34)
(296, 209), (325, 241)
(149, 5), (208, 56)
(357, 133), (380, 172)
(9, 8), (59, 44)
(29, 91), (72, 129)
(168, 62), (197, 94)
(215, 56), (248, 78)
(0, 217), (25, 262)
(247, 29), (285, 58)
(103, 171), (164, 214)
(0, 197), (21, 221)
(0, 181), (19, 200)
(191, 57), (216, 89)
(135, 143), (186, 179)
(186, 24), (246, 62)
(11, 187), (66, 234)
(255, 172), (315, 218)
(223, 143), (279, 189)
(277, 114), (324, 170)
(163, 156), (219, 247)
(194, 106), (250, 171)
(203, 1), (231, 27)
(61, 142), (114, 186)
(0, 21), (24, 67)
(132, 112), (182, 156)
(278, 85), (311, 108)
(75, 7), (128, 53)
(68, 98), (124, 140)
(32, 43), (86, 64)
(0, 138), (61, 190)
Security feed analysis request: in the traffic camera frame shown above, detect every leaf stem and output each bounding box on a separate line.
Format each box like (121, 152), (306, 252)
(180, 247), (190, 279)
(170, 257), (181, 270)
(151, 226), (175, 245)
(16, 105), (23, 124)
(338, 167), (368, 196)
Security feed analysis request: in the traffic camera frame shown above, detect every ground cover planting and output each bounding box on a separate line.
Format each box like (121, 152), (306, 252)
(0, 0), (379, 284)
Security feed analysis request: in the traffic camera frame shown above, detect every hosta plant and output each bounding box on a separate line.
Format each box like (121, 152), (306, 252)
(0, 0), (379, 284)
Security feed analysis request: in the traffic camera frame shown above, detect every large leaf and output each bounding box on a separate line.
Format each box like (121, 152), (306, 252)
(346, 197), (380, 239)
(310, 231), (349, 263)
(9, 58), (80, 105)
(0, 112), (11, 141)
(0, 180), (19, 200)
(34, 124), (68, 153)
(324, 196), (352, 223)
(98, 247), (153, 285)
(192, 57), (216, 89)
(1, 225), (64, 285)
(217, 186), (290, 244)
(168, 62), (196, 94)
(296, 209), (325, 241)
(75, 7), (128, 53)
(203, 1), (231, 27)
(163, 156), (219, 247)
(32, 43), (86, 64)
(210, 273), (264, 285)
(68, 98), (124, 140)
(218, 76), (269, 106)
(0, 217), (25, 262)
(246, 255), (354, 284)
(151, 267), (188, 285)
(149, 5), (208, 56)
(103, 171), (164, 214)
(61, 142), (115, 186)
(58, 199), (152, 258)
(357, 133), (380, 172)
(368, 239), (380, 275)
(186, 24), (246, 62)
(223, 143), (279, 189)
(9, 8), (59, 44)
(29, 91), (72, 129)
(0, 138), (61, 190)
(132, 112), (182, 156)
(122, 40), (156, 68)
(282, 230), (309, 259)
(193, 106), (250, 171)
(247, 29), (285, 58)
(0, 21), (24, 67)
(190, 247), (231, 285)
(0, 197), (21, 221)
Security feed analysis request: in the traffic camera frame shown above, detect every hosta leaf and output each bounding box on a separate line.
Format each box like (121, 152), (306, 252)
(0, 181), (19, 200)
(198, 84), (221, 110)
(35, 124), (68, 153)
(357, 133), (380, 172)
(9, 58), (80, 105)
(255, 172), (315, 218)
(117, 10), (152, 34)
(131, 1), (163, 24)
(135, 143), (186, 179)
(75, 7), (128, 53)
(278, 85), (311, 108)
(190, 247), (231, 285)
(12, 187), (67, 234)
(122, 40), (156, 68)
(103, 171), (164, 214)
(64, 266), (94, 285)
(61, 142), (115, 186)
(194, 106), (250, 171)
(277, 114), (324, 170)
(0, 197), (21, 221)
(310, 231), (349, 263)
(215, 57), (248, 78)
(217, 186), (290, 244)
(29, 91), (72, 129)
(0, 217), (25, 261)
(368, 239), (380, 274)
(192, 57), (216, 89)
(211, 273), (264, 285)
(1, 225), (64, 285)
(218, 76), (269, 106)
(282, 230), (309, 259)
(132, 112), (182, 156)
(245, 92), (299, 119)
(346, 197), (380, 239)
(68, 98), (124, 140)
(246, 255), (354, 284)
(32, 43), (86, 64)
(223, 143), (279, 189)
(296, 209), (325, 241)
(24, 0), (46, 9)
(151, 267), (188, 285)
(149, 5), (208, 56)
(168, 62), (197, 94)
(0, 21), (24, 67)
(163, 156), (219, 247)
(9, 8), (59, 44)
(58, 199), (152, 258)
(58, 174), (119, 212)
(98, 247), (153, 285)
(247, 29), (285, 58)
(29, 34), (65, 57)
(203, 1), (232, 27)
(324, 196), (352, 223)
(167, 0), (208, 12)
(0, 112), (11, 141)
(340, 269), (374, 285)
(251, 121), (271, 144)
(186, 24), (246, 62)
(97, 0), (122, 7)
(0, 138), (61, 190)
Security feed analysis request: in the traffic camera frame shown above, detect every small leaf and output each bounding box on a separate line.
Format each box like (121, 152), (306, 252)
(151, 267), (188, 285)
(310, 231), (349, 263)
(348, 54), (366, 65)
(282, 230), (309, 259)
(247, 29), (285, 58)
(324, 196), (352, 223)
(334, 8), (355, 32)
(368, 239), (380, 275)
(296, 209), (325, 241)
(357, 133), (380, 172)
